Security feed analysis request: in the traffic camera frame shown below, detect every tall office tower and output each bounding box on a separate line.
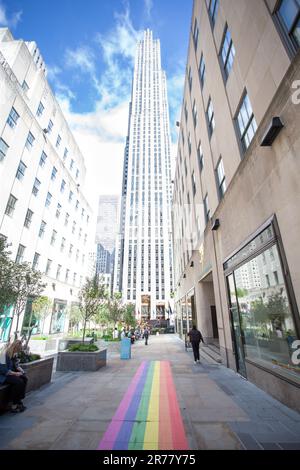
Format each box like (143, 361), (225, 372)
(114, 30), (173, 321)
(0, 28), (93, 342)
(173, 0), (300, 412)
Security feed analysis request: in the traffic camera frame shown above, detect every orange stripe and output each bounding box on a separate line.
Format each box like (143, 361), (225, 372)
(159, 361), (173, 450)
(164, 362), (189, 450)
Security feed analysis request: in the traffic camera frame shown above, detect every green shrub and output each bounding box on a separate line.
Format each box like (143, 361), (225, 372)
(31, 336), (49, 340)
(160, 328), (166, 334)
(18, 351), (41, 363)
(68, 343), (99, 352)
(151, 328), (159, 335)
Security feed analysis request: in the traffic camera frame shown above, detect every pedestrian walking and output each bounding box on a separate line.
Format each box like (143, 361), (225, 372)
(188, 325), (204, 364)
(0, 340), (28, 412)
(143, 327), (149, 346)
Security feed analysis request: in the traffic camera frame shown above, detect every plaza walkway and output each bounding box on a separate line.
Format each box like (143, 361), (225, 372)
(0, 334), (300, 450)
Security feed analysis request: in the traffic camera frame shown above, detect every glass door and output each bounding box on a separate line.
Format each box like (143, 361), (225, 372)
(227, 274), (247, 378)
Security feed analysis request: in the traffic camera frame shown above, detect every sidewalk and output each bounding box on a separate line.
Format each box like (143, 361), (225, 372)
(0, 334), (300, 450)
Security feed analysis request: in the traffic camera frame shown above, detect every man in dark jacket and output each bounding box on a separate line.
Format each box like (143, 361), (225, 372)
(188, 325), (204, 364)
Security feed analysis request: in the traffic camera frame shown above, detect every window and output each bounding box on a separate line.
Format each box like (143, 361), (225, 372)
(56, 135), (61, 148)
(209, 0), (220, 26)
(60, 179), (66, 192)
(16, 161), (27, 180)
(69, 244), (73, 256)
(45, 192), (52, 207)
(51, 230), (57, 246)
(73, 273), (77, 285)
(7, 107), (19, 128)
(37, 102), (44, 117)
(75, 169), (79, 179)
(184, 102), (188, 122)
(39, 220), (46, 238)
(198, 54), (206, 89)
(5, 194), (17, 216)
(226, 234), (299, 381)
(75, 200), (79, 210)
(0, 138), (9, 161)
(16, 244), (25, 264)
(48, 120), (53, 133)
(45, 259), (52, 275)
(65, 213), (69, 226)
(24, 209), (33, 228)
(84, 234), (87, 245)
(277, 0), (300, 49)
(192, 100), (198, 127)
(22, 80), (29, 93)
(51, 166), (57, 181)
(193, 18), (199, 50)
(207, 98), (215, 137)
(39, 151), (47, 167)
(192, 171), (197, 196)
(56, 203), (61, 218)
(25, 132), (35, 149)
(63, 148), (68, 160)
(188, 66), (193, 91)
(61, 237), (66, 252)
(72, 221), (76, 234)
(70, 159), (74, 170)
(204, 194), (210, 223)
(65, 269), (70, 283)
(221, 26), (236, 77)
(32, 252), (40, 271)
(236, 93), (257, 151)
(56, 264), (62, 280)
(69, 191), (73, 202)
(216, 158), (226, 199)
(188, 133), (192, 155)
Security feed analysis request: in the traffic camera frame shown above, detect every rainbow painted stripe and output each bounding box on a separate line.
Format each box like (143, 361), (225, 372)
(98, 360), (189, 450)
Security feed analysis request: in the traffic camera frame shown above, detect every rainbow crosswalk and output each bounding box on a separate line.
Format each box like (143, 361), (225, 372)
(98, 360), (189, 450)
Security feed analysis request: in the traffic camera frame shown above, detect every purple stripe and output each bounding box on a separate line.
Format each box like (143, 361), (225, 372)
(112, 362), (150, 450)
(98, 362), (146, 450)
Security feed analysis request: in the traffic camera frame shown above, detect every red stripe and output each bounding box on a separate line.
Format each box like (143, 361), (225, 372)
(164, 362), (189, 450)
(159, 361), (173, 450)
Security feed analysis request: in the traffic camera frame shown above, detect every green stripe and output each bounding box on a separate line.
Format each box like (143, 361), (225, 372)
(128, 361), (156, 450)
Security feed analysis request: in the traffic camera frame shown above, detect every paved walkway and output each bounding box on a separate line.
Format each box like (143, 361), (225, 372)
(1, 335), (300, 450)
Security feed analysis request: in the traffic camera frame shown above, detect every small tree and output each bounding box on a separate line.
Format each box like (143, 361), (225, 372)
(12, 263), (45, 340)
(24, 296), (52, 347)
(78, 275), (107, 343)
(0, 239), (17, 313)
(123, 303), (136, 329)
(68, 304), (81, 335)
(106, 294), (124, 330)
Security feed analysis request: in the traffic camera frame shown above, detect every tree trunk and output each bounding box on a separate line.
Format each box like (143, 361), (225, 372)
(82, 317), (87, 344)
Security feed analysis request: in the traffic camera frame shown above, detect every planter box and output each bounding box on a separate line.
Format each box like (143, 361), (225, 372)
(58, 338), (93, 351)
(21, 357), (54, 393)
(56, 348), (107, 371)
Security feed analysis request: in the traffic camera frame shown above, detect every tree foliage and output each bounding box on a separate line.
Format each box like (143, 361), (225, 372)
(0, 239), (17, 313)
(123, 303), (136, 329)
(78, 275), (107, 343)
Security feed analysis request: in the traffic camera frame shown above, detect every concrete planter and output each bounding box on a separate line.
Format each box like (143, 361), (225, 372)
(56, 348), (107, 371)
(58, 338), (93, 351)
(21, 357), (54, 393)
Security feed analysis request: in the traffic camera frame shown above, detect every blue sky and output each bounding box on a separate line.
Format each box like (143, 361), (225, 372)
(0, 0), (192, 205)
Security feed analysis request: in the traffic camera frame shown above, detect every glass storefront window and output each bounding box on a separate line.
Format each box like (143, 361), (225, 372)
(0, 306), (13, 342)
(231, 243), (299, 382)
(181, 298), (187, 337)
(51, 300), (67, 334)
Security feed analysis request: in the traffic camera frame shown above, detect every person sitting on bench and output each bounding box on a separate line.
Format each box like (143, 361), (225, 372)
(0, 340), (28, 413)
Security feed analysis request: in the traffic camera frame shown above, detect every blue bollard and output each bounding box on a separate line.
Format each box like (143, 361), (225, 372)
(120, 337), (131, 360)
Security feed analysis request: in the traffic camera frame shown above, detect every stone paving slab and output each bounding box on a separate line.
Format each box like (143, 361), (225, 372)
(0, 334), (300, 450)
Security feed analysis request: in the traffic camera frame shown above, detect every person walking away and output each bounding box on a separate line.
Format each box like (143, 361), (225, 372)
(188, 325), (204, 364)
(143, 327), (149, 345)
(0, 340), (28, 412)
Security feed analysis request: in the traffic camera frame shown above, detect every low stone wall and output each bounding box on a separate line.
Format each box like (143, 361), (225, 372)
(22, 357), (54, 393)
(56, 348), (107, 372)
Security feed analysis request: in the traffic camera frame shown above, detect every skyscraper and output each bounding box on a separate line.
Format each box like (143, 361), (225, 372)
(114, 30), (173, 321)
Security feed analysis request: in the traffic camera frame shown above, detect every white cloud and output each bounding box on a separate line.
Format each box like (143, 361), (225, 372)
(144, 0), (153, 20)
(0, 2), (22, 28)
(49, 3), (184, 214)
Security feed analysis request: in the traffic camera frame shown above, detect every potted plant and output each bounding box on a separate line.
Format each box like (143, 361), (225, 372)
(56, 276), (107, 371)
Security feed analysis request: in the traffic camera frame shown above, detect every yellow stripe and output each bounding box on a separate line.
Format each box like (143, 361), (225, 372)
(143, 361), (160, 449)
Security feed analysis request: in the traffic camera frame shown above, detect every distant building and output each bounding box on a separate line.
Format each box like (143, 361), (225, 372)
(0, 28), (93, 342)
(114, 30), (174, 322)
